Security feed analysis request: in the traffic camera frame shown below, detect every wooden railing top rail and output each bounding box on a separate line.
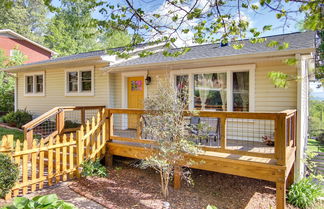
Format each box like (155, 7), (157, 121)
(107, 108), (297, 120)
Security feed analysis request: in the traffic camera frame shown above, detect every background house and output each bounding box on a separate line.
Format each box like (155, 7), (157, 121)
(0, 29), (56, 63)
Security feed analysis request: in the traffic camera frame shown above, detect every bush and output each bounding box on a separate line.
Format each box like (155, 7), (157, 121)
(2, 109), (33, 128)
(0, 153), (19, 198)
(1, 194), (78, 209)
(287, 177), (323, 208)
(81, 159), (108, 178)
(64, 120), (81, 129)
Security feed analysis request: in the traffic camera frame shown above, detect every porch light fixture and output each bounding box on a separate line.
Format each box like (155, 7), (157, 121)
(145, 74), (152, 85)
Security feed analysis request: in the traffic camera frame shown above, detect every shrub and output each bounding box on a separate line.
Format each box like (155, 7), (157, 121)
(287, 177), (323, 208)
(0, 153), (19, 198)
(64, 120), (81, 129)
(1, 194), (78, 209)
(2, 109), (33, 128)
(81, 159), (108, 177)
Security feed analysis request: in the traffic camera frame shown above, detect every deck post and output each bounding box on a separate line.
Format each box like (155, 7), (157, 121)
(173, 166), (181, 190)
(105, 109), (113, 167)
(105, 148), (113, 167)
(24, 129), (33, 149)
(275, 114), (287, 166)
(81, 108), (86, 125)
(220, 117), (227, 150)
(276, 180), (286, 209)
(56, 110), (65, 134)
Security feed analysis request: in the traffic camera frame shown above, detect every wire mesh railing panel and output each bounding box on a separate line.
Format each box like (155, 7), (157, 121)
(112, 113), (139, 139)
(85, 109), (101, 122)
(185, 116), (221, 147)
(226, 118), (275, 154)
(64, 110), (81, 129)
(33, 114), (57, 139)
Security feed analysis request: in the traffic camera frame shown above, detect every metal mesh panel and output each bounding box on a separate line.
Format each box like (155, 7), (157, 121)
(64, 110), (81, 129)
(112, 113), (139, 138)
(226, 118), (275, 154)
(185, 116), (221, 147)
(85, 109), (101, 122)
(33, 114), (57, 139)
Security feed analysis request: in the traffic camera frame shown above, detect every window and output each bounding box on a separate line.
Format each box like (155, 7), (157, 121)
(173, 65), (255, 112)
(176, 75), (189, 103)
(24, 72), (45, 96)
(68, 72), (78, 92)
(233, 72), (249, 111)
(194, 73), (227, 111)
(65, 67), (94, 96)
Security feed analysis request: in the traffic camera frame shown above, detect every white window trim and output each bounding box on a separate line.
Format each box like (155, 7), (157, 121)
(65, 66), (95, 96)
(24, 71), (45, 97)
(170, 64), (256, 112)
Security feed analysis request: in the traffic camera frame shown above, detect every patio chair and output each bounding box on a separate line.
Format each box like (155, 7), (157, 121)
(208, 118), (221, 143)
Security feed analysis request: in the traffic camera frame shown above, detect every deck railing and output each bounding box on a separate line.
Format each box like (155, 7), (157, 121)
(22, 106), (105, 148)
(0, 109), (108, 200)
(107, 108), (297, 165)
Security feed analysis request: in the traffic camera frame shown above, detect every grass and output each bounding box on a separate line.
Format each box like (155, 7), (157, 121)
(0, 127), (24, 141)
(307, 138), (324, 153)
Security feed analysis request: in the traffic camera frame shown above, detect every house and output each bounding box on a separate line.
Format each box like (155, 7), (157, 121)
(2, 31), (315, 208)
(0, 29), (56, 63)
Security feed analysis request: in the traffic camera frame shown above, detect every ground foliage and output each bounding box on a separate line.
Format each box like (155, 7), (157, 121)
(0, 153), (19, 198)
(1, 194), (78, 209)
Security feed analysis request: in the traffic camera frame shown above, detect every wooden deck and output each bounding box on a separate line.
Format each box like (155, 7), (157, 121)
(19, 107), (297, 209)
(105, 108), (297, 209)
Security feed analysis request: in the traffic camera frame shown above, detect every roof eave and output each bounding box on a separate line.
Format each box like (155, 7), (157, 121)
(0, 29), (57, 55)
(2, 56), (109, 73)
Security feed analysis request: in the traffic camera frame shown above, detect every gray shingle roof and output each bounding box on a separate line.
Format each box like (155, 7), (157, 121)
(112, 31), (315, 68)
(13, 50), (106, 68)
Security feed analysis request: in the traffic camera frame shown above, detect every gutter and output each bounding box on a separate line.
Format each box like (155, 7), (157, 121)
(2, 55), (111, 73)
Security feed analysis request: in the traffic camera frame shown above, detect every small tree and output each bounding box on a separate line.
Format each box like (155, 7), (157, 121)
(0, 48), (26, 113)
(140, 78), (201, 198)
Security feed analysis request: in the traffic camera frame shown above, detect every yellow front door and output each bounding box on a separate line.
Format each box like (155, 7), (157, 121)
(127, 76), (144, 129)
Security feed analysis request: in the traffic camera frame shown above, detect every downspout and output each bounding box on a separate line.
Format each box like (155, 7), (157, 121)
(295, 53), (311, 180)
(14, 74), (18, 111)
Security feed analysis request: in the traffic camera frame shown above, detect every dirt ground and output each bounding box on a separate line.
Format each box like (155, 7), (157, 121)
(68, 160), (301, 209)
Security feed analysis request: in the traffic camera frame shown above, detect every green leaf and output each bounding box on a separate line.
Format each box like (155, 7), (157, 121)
(13, 197), (29, 209)
(267, 40), (279, 48)
(36, 194), (58, 205)
(278, 42), (289, 50)
(283, 58), (297, 66)
(232, 44), (244, 49)
(262, 25), (272, 31)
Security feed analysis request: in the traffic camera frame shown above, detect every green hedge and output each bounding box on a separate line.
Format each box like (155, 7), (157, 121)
(2, 110), (33, 128)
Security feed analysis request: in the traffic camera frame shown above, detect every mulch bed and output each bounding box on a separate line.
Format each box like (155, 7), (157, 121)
(69, 160), (300, 209)
(0, 123), (23, 132)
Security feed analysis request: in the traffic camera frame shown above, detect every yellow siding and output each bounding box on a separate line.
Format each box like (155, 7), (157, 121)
(17, 66), (108, 116)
